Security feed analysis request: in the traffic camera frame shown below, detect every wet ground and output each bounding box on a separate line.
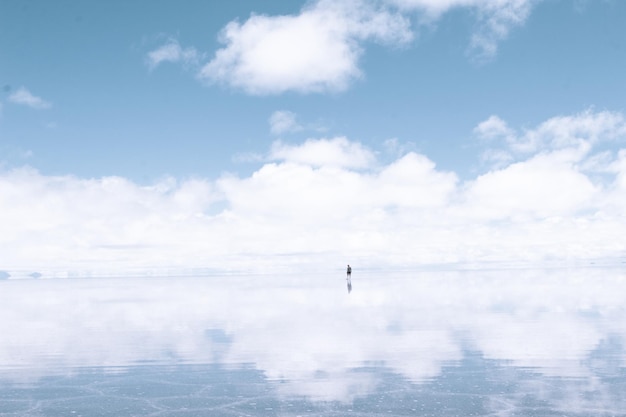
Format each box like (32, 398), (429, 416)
(1, 267), (625, 416)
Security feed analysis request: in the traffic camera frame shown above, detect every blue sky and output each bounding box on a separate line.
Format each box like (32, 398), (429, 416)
(1, 0), (626, 274)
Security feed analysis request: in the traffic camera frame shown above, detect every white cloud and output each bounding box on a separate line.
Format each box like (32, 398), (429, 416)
(7, 87), (51, 109)
(521, 109), (626, 153)
(466, 110), (626, 224)
(1, 110), (625, 274)
(147, 0), (540, 94)
(465, 152), (598, 219)
(389, 0), (537, 61)
(198, 0), (413, 94)
(475, 110), (626, 164)
(269, 137), (376, 169)
(269, 110), (302, 135)
(474, 114), (514, 141)
(0, 170), (221, 271)
(146, 39), (199, 70)
(391, 0), (485, 16)
(376, 152), (457, 208)
(468, 0), (535, 62)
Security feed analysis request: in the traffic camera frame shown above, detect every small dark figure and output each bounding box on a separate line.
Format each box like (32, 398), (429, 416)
(346, 265), (353, 293)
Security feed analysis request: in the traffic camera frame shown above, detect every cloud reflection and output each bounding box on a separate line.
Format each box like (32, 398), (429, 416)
(1, 268), (625, 406)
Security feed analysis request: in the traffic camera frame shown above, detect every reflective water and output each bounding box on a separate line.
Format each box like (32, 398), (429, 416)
(1, 268), (626, 416)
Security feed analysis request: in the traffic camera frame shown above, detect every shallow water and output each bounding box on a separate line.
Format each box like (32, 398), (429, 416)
(1, 268), (626, 416)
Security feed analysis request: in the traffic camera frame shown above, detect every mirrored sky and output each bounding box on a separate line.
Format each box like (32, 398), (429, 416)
(2, 268), (626, 415)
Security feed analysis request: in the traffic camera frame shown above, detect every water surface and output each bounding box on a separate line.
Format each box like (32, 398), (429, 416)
(1, 268), (626, 416)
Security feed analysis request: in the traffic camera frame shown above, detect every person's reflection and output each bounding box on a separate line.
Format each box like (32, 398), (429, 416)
(346, 276), (352, 293)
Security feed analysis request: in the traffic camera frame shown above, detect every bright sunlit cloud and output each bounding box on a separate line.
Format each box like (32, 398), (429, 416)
(198, 0), (413, 94)
(7, 87), (52, 109)
(269, 137), (376, 169)
(1, 109), (625, 275)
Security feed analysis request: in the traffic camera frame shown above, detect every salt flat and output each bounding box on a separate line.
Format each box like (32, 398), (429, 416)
(1, 267), (625, 416)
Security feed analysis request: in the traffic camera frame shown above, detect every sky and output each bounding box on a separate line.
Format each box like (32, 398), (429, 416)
(1, 0), (626, 274)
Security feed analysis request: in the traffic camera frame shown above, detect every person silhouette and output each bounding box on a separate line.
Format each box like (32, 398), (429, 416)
(346, 264), (353, 293)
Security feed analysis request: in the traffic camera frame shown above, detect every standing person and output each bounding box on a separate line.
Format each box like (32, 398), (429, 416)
(346, 264), (353, 293)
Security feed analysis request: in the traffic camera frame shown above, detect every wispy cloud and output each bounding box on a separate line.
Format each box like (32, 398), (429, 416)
(475, 110), (626, 161)
(146, 39), (200, 70)
(7, 87), (52, 109)
(269, 110), (303, 135)
(389, 0), (538, 62)
(467, 0), (536, 62)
